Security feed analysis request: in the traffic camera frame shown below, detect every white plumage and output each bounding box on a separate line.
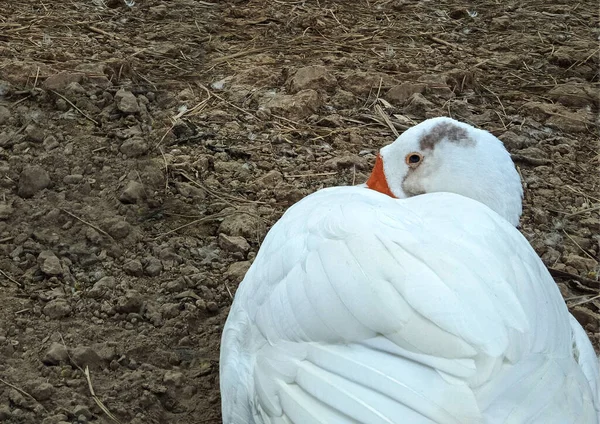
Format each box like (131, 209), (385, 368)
(220, 117), (599, 423)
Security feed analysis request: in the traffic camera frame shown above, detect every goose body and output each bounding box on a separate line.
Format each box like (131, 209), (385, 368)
(220, 117), (599, 423)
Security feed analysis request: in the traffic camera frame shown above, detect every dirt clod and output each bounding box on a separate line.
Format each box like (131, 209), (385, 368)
(115, 89), (140, 114)
(43, 343), (69, 365)
(18, 166), (51, 198)
(43, 299), (72, 319)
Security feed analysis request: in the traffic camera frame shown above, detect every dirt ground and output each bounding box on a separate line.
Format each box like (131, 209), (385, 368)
(0, 0), (598, 423)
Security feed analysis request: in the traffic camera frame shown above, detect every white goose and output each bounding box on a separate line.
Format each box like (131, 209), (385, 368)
(220, 117), (600, 424)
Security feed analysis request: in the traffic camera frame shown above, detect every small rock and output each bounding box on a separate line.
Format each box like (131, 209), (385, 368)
(43, 342), (69, 365)
(63, 174), (83, 184)
(547, 83), (596, 108)
(160, 302), (180, 319)
(42, 414), (69, 424)
(43, 299), (71, 319)
(88, 276), (116, 298)
(123, 259), (143, 276)
(85, 227), (103, 245)
(288, 65), (337, 93)
(174, 182), (205, 199)
(324, 154), (368, 170)
(42, 72), (84, 91)
(70, 345), (102, 369)
(571, 306), (600, 331)
(546, 113), (589, 133)
(0, 203), (14, 220)
(340, 71), (394, 96)
(206, 301), (219, 313)
(120, 136), (148, 157)
(144, 257), (163, 277)
(0, 79), (13, 96)
(262, 89), (322, 119)
(18, 165), (51, 198)
(565, 253), (597, 271)
(32, 382), (55, 401)
(386, 83), (426, 105)
(0, 405), (10, 420)
(25, 124), (45, 143)
(116, 290), (144, 313)
(498, 131), (529, 150)
(226, 261), (251, 282)
(66, 81), (86, 94)
(219, 213), (263, 239)
(0, 105), (11, 125)
(72, 405), (92, 420)
(163, 370), (184, 386)
(219, 234), (250, 255)
(105, 218), (131, 240)
(38, 250), (63, 276)
(8, 389), (27, 408)
(91, 342), (117, 362)
(404, 93), (436, 116)
(119, 180), (146, 204)
(43, 135), (60, 151)
(115, 89), (140, 114)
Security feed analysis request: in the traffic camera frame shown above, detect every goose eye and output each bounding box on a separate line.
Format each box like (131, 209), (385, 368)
(405, 153), (423, 167)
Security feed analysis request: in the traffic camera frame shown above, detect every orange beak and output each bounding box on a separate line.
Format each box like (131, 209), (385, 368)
(366, 154), (396, 198)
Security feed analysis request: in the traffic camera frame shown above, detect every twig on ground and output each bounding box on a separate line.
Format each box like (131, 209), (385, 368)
(60, 209), (114, 240)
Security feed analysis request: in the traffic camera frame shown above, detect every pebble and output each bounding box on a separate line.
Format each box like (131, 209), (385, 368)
(18, 165), (51, 198)
(163, 370), (184, 386)
(206, 301), (219, 313)
(63, 174), (84, 184)
(43, 135), (60, 151)
(226, 261), (251, 282)
(115, 89), (140, 114)
(0, 105), (11, 125)
(71, 345), (102, 369)
(565, 253), (597, 271)
(88, 276), (116, 299)
(74, 406), (92, 421)
(43, 342), (69, 365)
(43, 299), (71, 319)
(0, 203), (14, 220)
(0, 405), (10, 420)
(31, 382), (55, 401)
(120, 136), (149, 157)
(324, 154), (368, 170)
(288, 65), (337, 93)
(116, 290), (144, 313)
(85, 227), (103, 245)
(119, 180), (146, 204)
(218, 234), (250, 255)
(262, 89), (322, 119)
(105, 218), (131, 240)
(144, 257), (163, 277)
(219, 213), (263, 240)
(25, 124), (45, 143)
(386, 82), (426, 105)
(123, 259), (143, 276)
(38, 250), (63, 276)
(42, 71), (84, 91)
(404, 93), (436, 116)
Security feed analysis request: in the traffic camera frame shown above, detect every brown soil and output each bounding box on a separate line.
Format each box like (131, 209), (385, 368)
(0, 0), (598, 423)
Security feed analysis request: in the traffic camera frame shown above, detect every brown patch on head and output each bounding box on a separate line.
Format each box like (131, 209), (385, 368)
(418, 121), (474, 150)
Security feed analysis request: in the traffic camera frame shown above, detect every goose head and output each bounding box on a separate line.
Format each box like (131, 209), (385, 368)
(366, 117), (523, 226)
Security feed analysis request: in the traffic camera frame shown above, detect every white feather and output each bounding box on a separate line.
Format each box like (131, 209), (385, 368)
(220, 187), (599, 423)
